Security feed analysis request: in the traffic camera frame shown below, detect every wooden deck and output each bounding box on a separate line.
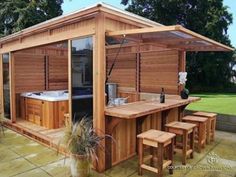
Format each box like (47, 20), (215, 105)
(3, 119), (65, 151)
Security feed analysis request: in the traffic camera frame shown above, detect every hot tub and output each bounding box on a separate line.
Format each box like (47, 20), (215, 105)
(20, 90), (69, 129)
(20, 90), (93, 128)
(20, 90), (68, 101)
(20, 90), (93, 101)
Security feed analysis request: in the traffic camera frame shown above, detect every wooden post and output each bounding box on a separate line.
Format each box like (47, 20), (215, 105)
(182, 129), (187, 165)
(178, 51), (186, 94)
(157, 143), (164, 177)
(178, 51), (186, 119)
(45, 55), (49, 90)
(138, 138), (143, 175)
(68, 40), (72, 126)
(94, 12), (106, 172)
(9, 52), (16, 123)
(0, 54), (3, 117)
(168, 139), (174, 174)
(136, 43), (140, 93)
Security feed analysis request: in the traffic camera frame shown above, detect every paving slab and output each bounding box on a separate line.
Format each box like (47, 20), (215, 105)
(41, 159), (71, 177)
(0, 129), (235, 177)
(0, 148), (20, 163)
(11, 141), (48, 157)
(12, 168), (51, 177)
(24, 148), (64, 167)
(0, 158), (36, 177)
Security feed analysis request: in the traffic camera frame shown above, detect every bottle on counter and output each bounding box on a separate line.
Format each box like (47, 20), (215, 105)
(160, 87), (165, 103)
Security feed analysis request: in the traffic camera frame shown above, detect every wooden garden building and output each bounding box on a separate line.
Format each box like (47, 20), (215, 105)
(0, 2), (233, 172)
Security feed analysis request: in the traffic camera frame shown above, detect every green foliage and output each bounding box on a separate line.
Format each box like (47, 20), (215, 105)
(63, 118), (106, 159)
(0, 0), (63, 37)
(121, 0), (235, 91)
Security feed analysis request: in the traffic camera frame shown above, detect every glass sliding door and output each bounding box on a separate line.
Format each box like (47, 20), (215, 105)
(2, 53), (11, 119)
(71, 37), (93, 122)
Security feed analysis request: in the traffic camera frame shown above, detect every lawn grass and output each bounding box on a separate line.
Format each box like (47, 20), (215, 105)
(186, 93), (236, 116)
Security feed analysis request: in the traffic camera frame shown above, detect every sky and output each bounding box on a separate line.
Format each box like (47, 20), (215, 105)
(62, 0), (236, 48)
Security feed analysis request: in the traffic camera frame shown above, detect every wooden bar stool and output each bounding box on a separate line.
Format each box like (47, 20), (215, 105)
(165, 121), (196, 165)
(182, 116), (208, 153)
(137, 129), (176, 177)
(192, 111), (216, 143)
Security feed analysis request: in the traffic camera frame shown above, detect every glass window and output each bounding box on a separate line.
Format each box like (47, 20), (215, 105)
(2, 53), (11, 119)
(71, 37), (93, 122)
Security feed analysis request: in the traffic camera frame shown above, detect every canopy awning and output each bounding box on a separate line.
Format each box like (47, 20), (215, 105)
(106, 25), (234, 52)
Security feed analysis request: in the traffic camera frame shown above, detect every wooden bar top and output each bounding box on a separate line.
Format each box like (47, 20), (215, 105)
(105, 96), (200, 119)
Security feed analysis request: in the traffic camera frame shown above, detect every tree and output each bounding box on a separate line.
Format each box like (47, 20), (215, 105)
(121, 0), (235, 92)
(231, 52), (236, 83)
(0, 0), (63, 37)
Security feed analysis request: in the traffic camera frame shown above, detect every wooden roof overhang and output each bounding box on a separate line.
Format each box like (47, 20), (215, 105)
(106, 25), (234, 52)
(0, 2), (163, 53)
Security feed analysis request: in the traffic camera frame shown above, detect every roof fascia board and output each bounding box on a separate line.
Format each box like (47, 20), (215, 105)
(0, 5), (100, 44)
(106, 26), (177, 36)
(177, 26), (234, 51)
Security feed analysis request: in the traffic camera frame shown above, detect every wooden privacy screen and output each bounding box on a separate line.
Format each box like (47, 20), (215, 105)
(48, 55), (68, 90)
(106, 53), (136, 88)
(106, 47), (179, 95)
(140, 50), (179, 94)
(14, 53), (45, 93)
(13, 48), (68, 93)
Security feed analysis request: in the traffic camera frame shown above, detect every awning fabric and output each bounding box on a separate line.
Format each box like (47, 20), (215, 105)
(106, 25), (234, 52)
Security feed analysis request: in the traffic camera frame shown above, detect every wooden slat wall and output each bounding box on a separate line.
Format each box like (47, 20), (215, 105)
(141, 113), (162, 132)
(166, 108), (179, 122)
(105, 17), (139, 32)
(106, 53), (137, 88)
(48, 55), (68, 90)
(111, 94), (137, 165)
(117, 91), (139, 103)
(111, 119), (136, 165)
(105, 16), (139, 91)
(140, 50), (179, 94)
(13, 44), (68, 93)
(14, 53), (45, 93)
